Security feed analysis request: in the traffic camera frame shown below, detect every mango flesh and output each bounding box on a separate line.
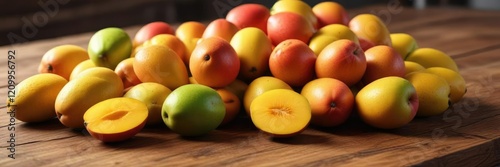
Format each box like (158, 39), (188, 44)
(84, 97), (148, 142)
(250, 89), (311, 137)
(55, 67), (124, 128)
(243, 76), (293, 115)
(8, 73), (67, 122)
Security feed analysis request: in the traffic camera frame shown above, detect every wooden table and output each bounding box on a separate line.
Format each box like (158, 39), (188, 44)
(1, 5), (499, 166)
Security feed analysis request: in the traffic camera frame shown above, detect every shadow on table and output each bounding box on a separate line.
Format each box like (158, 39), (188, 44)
(101, 135), (170, 149)
(20, 118), (67, 131)
(271, 133), (331, 145)
(311, 96), (497, 140)
(386, 97), (497, 139)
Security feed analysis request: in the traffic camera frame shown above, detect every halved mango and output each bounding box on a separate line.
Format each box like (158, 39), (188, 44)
(250, 89), (311, 137)
(84, 97), (148, 142)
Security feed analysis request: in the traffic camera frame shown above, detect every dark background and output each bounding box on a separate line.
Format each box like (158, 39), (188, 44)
(0, 0), (482, 46)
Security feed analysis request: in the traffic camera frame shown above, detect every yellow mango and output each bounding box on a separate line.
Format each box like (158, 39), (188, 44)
(55, 67), (124, 128)
(7, 73), (67, 122)
(230, 27), (273, 82)
(309, 24), (359, 56)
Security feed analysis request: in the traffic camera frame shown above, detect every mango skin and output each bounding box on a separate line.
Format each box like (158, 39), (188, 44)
(88, 27), (132, 70)
(349, 14), (392, 51)
(69, 59), (97, 80)
(309, 24), (360, 56)
(390, 33), (418, 59)
(405, 48), (459, 72)
(270, 0), (318, 28)
(38, 45), (89, 80)
(8, 73), (67, 123)
(55, 67), (124, 128)
(230, 27), (273, 82)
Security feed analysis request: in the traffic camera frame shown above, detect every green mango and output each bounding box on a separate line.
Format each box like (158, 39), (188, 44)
(88, 27), (132, 69)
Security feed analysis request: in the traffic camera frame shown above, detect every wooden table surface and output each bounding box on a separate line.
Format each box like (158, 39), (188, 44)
(1, 5), (499, 167)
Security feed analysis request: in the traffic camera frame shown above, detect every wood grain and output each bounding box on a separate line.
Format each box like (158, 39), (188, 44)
(0, 5), (499, 166)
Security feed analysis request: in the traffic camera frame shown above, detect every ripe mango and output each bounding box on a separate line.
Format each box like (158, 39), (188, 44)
(390, 33), (419, 59)
(69, 59), (96, 80)
(349, 14), (392, 51)
(309, 24), (360, 56)
(7, 73), (67, 122)
(38, 45), (89, 80)
(230, 27), (272, 82)
(55, 67), (124, 128)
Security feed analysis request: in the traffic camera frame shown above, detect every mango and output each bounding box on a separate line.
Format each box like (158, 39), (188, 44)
(175, 22), (206, 61)
(230, 27), (273, 82)
(390, 33), (419, 59)
(133, 21), (174, 47)
(270, 0), (318, 28)
(70, 59), (96, 80)
(7, 74), (67, 122)
(309, 24), (360, 56)
(55, 67), (124, 128)
(406, 48), (459, 72)
(349, 14), (392, 51)
(88, 27), (132, 69)
(226, 3), (270, 34)
(38, 45), (89, 80)
(202, 19), (239, 42)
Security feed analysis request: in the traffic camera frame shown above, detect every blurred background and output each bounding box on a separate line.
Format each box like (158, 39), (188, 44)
(1, 0), (497, 46)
